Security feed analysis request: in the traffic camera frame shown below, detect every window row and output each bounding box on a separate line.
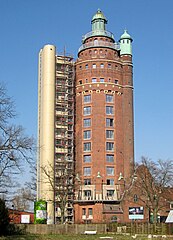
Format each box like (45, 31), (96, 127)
(83, 142), (114, 152)
(79, 62), (122, 70)
(83, 118), (114, 127)
(84, 167), (114, 176)
(83, 154), (114, 163)
(83, 179), (115, 186)
(83, 189), (115, 198)
(83, 130), (114, 140)
(83, 94), (113, 103)
(79, 79), (118, 84)
(84, 63), (111, 69)
(83, 106), (114, 115)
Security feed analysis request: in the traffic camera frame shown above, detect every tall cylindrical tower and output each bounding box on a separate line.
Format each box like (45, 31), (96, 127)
(74, 10), (134, 223)
(37, 45), (56, 224)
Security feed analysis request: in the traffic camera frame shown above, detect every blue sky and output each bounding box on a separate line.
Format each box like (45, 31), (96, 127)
(0, 0), (173, 167)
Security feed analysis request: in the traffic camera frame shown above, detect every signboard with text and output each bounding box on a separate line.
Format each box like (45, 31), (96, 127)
(129, 207), (144, 220)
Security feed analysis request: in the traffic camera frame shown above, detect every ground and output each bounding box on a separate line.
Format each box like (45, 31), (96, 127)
(0, 234), (173, 240)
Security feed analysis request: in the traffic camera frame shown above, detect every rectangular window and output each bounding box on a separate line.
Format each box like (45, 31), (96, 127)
(108, 63), (111, 68)
(82, 208), (86, 215)
(115, 80), (118, 84)
(84, 179), (91, 185)
(106, 94), (113, 102)
(84, 167), (91, 176)
(106, 167), (114, 176)
(84, 95), (91, 103)
(106, 118), (114, 127)
(106, 154), (114, 162)
(100, 63), (104, 68)
(84, 142), (91, 152)
(106, 130), (114, 139)
(92, 78), (97, 83)
(106, 106), (113, 115)
(100, 78), (104, 82)
(83, 155), (91, 163)
(79, 80), (82, 84)
(84, 118), (91, 127)
(85, 64), (88, 69)
(84, 106), (91, 115)
(88, 208), (93, 216)
(92, 64), (96, 69)
(107, 190), (114, 196)
(107, 179), (114, 185)
(106, 142), (114, 151)
(84, 130), (91, 139)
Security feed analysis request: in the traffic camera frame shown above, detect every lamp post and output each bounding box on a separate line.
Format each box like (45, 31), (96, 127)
(75, 173), (82, 200)
(117, 172), (138, 222)
(118, 172), (137, 199)
(95, 171), (102, 201)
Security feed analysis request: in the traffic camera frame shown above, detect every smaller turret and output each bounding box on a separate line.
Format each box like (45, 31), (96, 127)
(119, 30), (133, 55)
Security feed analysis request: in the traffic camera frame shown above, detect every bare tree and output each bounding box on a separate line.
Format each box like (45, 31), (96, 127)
(0, 83), (35, 194)
(132, 157), (173, 224)
(11, 187), (35, 211)
(40, 163), (73, 224)
(25, 164), (37, 194)
(55, 163), (73, 224)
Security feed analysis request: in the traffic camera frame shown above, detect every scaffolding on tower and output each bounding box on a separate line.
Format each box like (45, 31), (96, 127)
(54, 52), (75, 224)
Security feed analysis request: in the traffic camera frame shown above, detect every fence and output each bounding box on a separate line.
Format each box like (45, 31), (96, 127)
(16, 223), (173, 235)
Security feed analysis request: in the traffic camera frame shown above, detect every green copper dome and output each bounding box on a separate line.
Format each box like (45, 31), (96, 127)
(119, 29), (133, 55)
(120, 30), (132, 41)
(80, 9), (115, 46)
(92, 9), (107, 23)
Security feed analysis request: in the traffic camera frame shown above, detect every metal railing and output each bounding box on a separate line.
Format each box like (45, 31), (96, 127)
(82, 30), (115, 42)
(78, 40), (120, 53)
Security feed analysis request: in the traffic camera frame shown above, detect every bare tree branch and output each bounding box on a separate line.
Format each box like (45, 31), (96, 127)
(129, 157), (173, 224)
(0, 83), (35, 194)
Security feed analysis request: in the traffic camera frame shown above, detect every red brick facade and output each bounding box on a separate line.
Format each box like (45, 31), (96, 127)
(74, 10), (134, 223)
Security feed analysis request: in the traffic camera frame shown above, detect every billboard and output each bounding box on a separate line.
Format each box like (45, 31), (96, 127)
(34, 200), (47, 224)
(129, 207), (144, 220)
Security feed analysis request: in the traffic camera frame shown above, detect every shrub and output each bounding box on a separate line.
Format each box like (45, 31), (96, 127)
(0, 198), (10, 236)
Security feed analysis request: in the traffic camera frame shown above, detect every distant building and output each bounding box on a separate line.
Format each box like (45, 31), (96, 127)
(37, 9), (134, 224)
(9, 209), (34, 224)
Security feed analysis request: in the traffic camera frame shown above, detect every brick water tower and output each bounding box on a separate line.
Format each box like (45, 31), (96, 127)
(74, 9), (134, 223)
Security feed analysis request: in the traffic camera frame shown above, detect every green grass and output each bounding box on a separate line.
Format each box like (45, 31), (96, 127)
(0, 234), (150, 240)
(1, 234), (173, 240)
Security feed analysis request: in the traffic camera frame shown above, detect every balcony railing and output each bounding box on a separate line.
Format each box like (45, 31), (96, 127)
(78, 40), (120, 53)
(82, 30), (115, 42)
(75, 185), (120, 202)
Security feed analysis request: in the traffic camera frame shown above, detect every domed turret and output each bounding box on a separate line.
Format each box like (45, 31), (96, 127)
(81, 9), (115, 43)
(91, 9), (107, 34)
(119, 30), (133, 55)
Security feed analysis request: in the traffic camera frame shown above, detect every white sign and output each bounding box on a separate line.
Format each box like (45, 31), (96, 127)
(21, 215), (30, 224)
(129, 207), (144, 220)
